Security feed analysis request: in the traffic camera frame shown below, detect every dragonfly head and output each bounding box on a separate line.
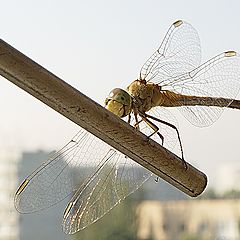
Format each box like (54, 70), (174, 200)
(105, 88), (132, 118)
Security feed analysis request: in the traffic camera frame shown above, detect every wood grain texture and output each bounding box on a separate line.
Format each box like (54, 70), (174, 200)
(0, 39), (207, 197)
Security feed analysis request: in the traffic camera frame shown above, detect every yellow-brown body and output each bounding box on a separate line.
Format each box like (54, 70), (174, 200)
(105, 79), (235, 118)
(127, 80), (184, 113)
(127, 80), (162, 112)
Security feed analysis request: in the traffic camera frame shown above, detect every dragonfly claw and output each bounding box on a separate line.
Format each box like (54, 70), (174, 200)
(181, 158), (188, 170)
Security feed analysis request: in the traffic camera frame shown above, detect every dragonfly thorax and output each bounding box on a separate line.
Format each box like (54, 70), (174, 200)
(127, 80), (164, 113)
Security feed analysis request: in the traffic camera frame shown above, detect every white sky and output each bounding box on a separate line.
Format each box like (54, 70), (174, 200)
(0, 0), (240, 188)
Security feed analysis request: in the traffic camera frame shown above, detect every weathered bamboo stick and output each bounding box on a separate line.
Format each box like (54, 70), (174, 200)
(0, 39), (207, 197)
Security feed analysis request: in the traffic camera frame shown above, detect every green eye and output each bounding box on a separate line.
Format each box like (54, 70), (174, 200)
(106, 88), (132, 106)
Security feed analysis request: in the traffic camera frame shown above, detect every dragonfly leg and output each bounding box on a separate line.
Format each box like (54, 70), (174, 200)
(140, 115), (164, 145)
(133, 111), (142, 130)
(127, 113), (131, 124)
(140, 112), (187, 170)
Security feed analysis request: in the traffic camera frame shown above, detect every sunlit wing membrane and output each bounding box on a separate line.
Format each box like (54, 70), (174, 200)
(164, 51), (240, 126)
(62, 149), (151, 234)
(14, 126), (152, 234)
(14, 129), (112, 213)
(140, 20), (201, 83)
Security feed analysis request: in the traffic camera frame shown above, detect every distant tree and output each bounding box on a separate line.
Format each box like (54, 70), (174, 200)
(73, 196), (137, 240)
(222, 189), (240, 199)
(198, 188), (218, 199)
(198, 188), (240, 200)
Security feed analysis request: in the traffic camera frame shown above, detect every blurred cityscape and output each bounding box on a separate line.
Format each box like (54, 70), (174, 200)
(1, 149), (240, 240)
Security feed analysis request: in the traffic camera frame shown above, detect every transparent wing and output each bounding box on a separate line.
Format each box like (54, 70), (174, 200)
(163, 51), (240, 126)
(62, 149), (151, 234)
(140, 20), (201, 83)
(14, 129), (111, 213)
(15, 126), (152, 233)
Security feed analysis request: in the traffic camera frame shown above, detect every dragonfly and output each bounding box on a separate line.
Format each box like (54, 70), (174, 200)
(14, 20), (240, 234)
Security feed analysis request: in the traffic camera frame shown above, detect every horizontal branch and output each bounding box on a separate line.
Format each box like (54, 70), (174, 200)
(0, 39), (207, 197)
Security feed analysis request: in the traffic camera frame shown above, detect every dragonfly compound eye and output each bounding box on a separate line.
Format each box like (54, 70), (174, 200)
(105, 88), (132, 117)
(106, 88), (132, 106)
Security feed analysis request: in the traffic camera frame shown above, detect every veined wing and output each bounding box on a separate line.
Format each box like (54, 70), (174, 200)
(140, 20), (201, 83)
(15, 127), (152, 233)
(163, 51), (240, 126)
(62, 149), (151, 234)
(14, 129), (111, 213)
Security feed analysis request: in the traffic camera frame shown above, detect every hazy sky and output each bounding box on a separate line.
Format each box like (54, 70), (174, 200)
(0, 0), (240, 188)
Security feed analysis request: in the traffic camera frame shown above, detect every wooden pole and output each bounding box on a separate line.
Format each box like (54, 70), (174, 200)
(0, 39), (207, 197)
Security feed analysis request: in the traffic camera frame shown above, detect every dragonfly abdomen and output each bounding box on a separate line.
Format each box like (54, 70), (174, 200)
(159, 91), (236, 109)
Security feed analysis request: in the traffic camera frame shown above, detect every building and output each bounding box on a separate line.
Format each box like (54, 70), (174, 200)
(136, 199), (240, 240)
(16, 150), (72, 240)
(0, 151), (20, 240)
